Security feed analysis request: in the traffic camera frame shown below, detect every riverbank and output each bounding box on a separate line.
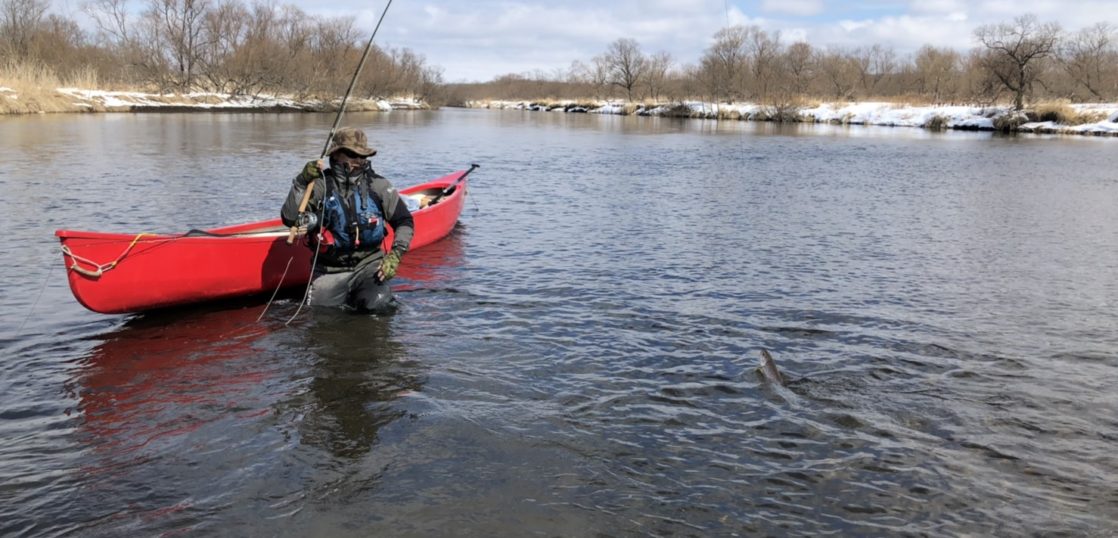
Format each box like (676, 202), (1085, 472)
(0, 86), (428, 114)
(464, 99), (1118, 137)
(5, 87), (1116, 138)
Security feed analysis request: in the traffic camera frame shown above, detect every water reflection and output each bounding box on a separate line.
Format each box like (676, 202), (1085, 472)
(394, 225), (467, 288)
(75, 304), (277, 460)
(297, 312), (423, 460)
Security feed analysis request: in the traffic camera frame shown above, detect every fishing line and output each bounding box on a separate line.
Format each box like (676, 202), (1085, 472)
(14, 262), (54, 340)
(285, 196), (328, 326)
(257, 256), (294, 322)
(722, 0), (749, 175)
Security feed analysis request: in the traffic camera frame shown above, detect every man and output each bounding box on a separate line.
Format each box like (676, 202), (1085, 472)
(281, 127), (414, 312)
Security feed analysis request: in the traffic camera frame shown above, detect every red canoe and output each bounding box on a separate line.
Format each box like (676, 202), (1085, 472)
(56, 169), (471, 314)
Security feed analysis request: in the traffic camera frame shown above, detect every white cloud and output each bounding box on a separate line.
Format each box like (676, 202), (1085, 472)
(761, 0), (825, 17)
(908, 0), (969, 15)
(290, 0), (1118, 81)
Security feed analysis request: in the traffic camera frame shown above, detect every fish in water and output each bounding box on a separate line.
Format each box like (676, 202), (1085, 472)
(757, 349), (785, 386)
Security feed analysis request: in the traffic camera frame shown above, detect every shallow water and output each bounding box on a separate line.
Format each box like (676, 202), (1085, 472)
(1, 109), (1117, 536)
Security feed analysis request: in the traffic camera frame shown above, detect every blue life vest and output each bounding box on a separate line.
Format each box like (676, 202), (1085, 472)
(322, 176), (385, 253)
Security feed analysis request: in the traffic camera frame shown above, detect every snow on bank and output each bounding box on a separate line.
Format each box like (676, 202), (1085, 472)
(1018, 105), (1118, 136)
(1019, 119), (1118, 135)
(43, 88), (424, 112)
(471, 99), (1118, 137)
(795, 102), (994, 130)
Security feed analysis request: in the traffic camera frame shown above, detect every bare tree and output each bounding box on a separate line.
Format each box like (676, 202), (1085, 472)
(143, 0), (213, 90)
(817, 48), (859, 100)
(84, 0), (131, 45)
(312, 16), (359, 94)
(699, 25), (748, 101)
(602, 38), (646, 101)
(914, 45), (961, 103)
(642, 51), (672, 102)
(782, 41), (815, 96)
(585, 56), (612, 100)
(849, 44), (896, 97)
(744, 26), (781, 101)
(0, 0), (49, 57)
(416, 64), (444, 104)
(195, 0), (248, 93)
(975, 14), (1061, 110)
(960, 48), (1003, 105)
(1059, 22), (1117, 101)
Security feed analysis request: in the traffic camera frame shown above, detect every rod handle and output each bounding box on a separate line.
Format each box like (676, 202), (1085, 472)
(287, 179), (318, 244)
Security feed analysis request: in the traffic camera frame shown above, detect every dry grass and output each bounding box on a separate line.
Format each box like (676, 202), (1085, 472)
(890, 94), (941, 107)
(64, 65), (100, 91)
(0, 60), (106, 113)
(0, 60), (69, 113)
(1031, 100), (1078, 124)
(1029, 99), (1110, 125)
(791, 97), (823, 109)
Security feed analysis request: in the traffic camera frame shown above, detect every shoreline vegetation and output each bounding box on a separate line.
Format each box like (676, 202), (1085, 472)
(460, 99), (1118, 137)
(0, 85), (428, 113)
(3, 82), (1115, 138)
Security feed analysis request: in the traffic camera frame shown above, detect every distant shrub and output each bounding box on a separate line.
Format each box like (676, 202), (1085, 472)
(1031, 100), (1077, 123)
(769, 103), (803, 123)
(660, 103), (693, 118)
(994, 112), (1028, 132)
(714, 107), (741, 120)
(926, 115), (949, 131)
(1024, 100), (1111, 125)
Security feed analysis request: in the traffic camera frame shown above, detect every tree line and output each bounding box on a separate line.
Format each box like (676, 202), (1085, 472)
(3, 3), (1114, 110)
(0, 0), (444, 101)
(448, 15), (1118, 110)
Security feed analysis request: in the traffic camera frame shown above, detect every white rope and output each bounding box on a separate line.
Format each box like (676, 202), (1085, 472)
(60, 233), (155, 277)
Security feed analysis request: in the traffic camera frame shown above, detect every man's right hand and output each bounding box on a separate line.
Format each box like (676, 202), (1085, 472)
(297, 159), (326, 187)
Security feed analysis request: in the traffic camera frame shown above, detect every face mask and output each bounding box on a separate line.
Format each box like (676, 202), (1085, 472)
(331, 153), (367, 176)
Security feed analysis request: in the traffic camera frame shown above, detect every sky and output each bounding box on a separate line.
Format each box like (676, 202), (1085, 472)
(312, 0), (1117, 83)
(60, 0), (1118, 83)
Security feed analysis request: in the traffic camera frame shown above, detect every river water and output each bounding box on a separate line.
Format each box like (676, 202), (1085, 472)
(1, 109), (1116, 536)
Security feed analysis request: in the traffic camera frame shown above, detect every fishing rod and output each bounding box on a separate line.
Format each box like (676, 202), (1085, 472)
(287, 0), (395, 245)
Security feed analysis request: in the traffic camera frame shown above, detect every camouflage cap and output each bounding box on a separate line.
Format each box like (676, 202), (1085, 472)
(327, 127), (377, 157)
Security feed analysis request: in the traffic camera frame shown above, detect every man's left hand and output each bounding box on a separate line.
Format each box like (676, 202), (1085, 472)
(377, 250), (401, 282)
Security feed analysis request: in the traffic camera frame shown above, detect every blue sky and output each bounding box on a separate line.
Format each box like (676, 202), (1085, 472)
(63, 0), (1118, 82)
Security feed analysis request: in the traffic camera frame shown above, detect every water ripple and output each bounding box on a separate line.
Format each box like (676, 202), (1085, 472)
(1, 111), (1116, 535)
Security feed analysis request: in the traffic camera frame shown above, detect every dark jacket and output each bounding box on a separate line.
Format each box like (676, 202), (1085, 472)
(281, 161), (414, 271)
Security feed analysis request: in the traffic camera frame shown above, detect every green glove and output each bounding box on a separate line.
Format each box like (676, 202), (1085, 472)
(378, 250), (401, 282)
(298, 160), (324, 187)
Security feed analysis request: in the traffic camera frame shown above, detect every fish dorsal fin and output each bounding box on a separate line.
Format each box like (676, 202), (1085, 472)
(758, 349), (785, 386)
